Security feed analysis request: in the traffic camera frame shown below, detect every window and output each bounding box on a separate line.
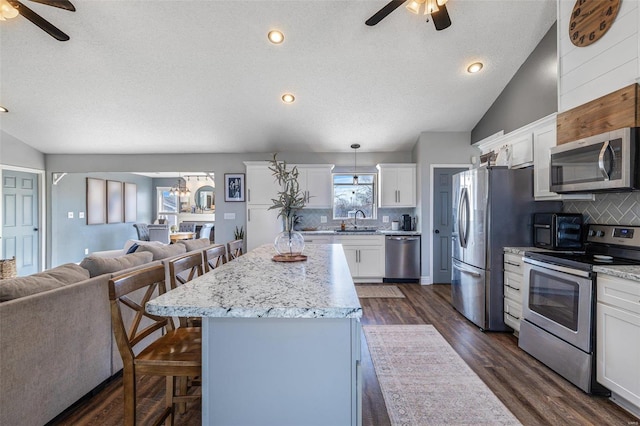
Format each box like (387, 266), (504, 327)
(332, 173), (376, 220)
(156, 187), (178, 227)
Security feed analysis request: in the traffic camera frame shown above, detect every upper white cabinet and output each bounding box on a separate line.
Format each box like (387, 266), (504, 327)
(245, 162), (280, 205)
(509, 133), (533, 169)
(293, 164), (334, 209)
(377, 164), (417, 208)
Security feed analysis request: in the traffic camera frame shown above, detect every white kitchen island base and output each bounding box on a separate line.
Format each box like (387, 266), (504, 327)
(203, 317), (361, 426)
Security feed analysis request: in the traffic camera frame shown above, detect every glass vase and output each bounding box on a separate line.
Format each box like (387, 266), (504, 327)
(274, 230), (305, 257)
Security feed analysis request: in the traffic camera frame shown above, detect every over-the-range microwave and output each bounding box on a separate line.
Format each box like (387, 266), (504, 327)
(550, 127), (640, 193)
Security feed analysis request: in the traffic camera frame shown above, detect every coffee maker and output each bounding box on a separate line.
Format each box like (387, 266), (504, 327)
(401, 214), (412, 231)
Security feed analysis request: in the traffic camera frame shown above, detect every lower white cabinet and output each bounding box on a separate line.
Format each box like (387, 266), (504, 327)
(246, 206), (280, 252)
(596, 274), (640, 414)
(302, 235), (333, 244)
(503, 252), (525, 334)
(335, 235), (384, 282)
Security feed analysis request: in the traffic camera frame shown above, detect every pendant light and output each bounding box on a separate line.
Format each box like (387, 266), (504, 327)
(351, 143), (360, 185)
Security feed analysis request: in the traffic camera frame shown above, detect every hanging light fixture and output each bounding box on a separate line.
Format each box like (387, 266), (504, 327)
(351, 143), (360, 185)
(0, 0), (19, 21)
(406, 0), (446, 18)
(169, 175), (190, 198)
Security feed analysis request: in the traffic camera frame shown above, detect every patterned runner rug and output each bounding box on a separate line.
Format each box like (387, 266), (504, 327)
(355, 285), (405, 298)
(363, 325), (522, 425)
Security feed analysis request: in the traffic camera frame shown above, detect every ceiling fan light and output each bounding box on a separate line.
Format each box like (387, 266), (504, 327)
(0, 106), (8, 113)
(405, 1), (422, 15)
(425, 0), (439, 15)
(0, 0), (18, 19)
(436, 0), (448, 6)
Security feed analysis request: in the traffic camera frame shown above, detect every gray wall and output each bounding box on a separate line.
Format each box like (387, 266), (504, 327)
(50, 172), (153, 266)
(471, 22), (557, 143)
(413, 132), (479, 283)
(0, 130), (45, 170)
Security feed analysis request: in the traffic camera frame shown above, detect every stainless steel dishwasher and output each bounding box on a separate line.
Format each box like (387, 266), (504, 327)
(384, 235), (421, 283)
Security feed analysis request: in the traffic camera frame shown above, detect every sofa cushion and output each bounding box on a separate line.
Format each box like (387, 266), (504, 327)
(177, 238), (213, 252)
(136, 243), (187, 260)
(0, 263), (90, 302)
(80, 252), (154, 278)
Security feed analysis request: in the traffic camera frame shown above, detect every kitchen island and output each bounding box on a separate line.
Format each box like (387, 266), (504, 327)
(146, 243), (362, 426)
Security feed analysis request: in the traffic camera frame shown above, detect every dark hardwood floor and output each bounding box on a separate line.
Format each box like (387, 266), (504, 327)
(52, 284), (638, 425)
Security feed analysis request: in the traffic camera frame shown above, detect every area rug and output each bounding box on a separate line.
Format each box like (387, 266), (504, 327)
(355, 285), (405, 298)
(363, 325), (521, 425)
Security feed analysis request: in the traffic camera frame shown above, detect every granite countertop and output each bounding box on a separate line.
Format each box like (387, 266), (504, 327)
(593, 265), (640, 282)
(146, 244), (362, 319)
(300, 229), (421, 236)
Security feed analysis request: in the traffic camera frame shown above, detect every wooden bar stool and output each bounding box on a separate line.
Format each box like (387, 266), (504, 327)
(203, 244), (227, 272)
(167, 252), (205, 328)
(109, 264), (201, 426)
(226, 239), (244, 261)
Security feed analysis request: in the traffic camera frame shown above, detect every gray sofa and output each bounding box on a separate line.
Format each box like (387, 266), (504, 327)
(0, 238), (217, 426)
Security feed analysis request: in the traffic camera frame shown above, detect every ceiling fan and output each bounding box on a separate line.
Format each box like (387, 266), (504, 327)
(2, 0), (75, 41)
(365, 0), (452, 31)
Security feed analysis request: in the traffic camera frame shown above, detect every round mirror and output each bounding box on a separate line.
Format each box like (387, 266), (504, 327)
(195, 185), (215, 210)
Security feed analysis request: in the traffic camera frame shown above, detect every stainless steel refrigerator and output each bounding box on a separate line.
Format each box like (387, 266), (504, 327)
(451, 166), (560, 331)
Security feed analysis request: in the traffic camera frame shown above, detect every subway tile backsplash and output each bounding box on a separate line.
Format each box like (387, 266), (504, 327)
(563, 192), (640, 225)
(295, 208), (417, 231)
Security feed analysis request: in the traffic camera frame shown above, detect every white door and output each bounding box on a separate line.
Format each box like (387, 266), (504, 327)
(2, 170), (40, 276)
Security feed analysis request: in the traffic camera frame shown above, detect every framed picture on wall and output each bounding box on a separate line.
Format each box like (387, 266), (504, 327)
(86, 178), (106, 225)
(124, 182), (137, 223)
(225, 173), (245, 202)
(107, 180), (123, 223)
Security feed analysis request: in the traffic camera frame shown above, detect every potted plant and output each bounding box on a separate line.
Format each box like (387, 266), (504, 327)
(268, 153), (306, 257)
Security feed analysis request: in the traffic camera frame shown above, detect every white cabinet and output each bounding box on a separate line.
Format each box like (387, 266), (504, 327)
(294, 164), (333, 209)
(596, 274), (640, 415)
(245, 162), (282, 251)
(302, 234), (333, 244)
(509, 133), (533, 168)
(503, 251), (525, 335)
(377, 164), (416, 208)
(335, 235), (385, 282)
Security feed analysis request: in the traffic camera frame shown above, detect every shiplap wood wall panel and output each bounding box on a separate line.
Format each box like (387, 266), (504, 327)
(558, 0), (640, 112)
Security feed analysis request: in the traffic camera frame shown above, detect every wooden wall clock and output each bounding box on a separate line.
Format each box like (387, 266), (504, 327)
(569, 0), (621, 47)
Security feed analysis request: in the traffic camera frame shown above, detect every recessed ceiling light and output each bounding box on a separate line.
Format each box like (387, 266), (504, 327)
(268, 30), (284, 44)
(0, 106), (8, 113)
(281, 93), (295, 104)
(467, 62), (484, 74)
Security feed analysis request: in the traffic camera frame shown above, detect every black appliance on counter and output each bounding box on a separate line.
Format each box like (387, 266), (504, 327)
(520, 224), (640, 395)
(533, 213), (584, 250)
(401, 214), (412, 231)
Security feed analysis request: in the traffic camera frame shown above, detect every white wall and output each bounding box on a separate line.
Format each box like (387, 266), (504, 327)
(413, 132), (479, 284)
(558, 0), (640, 111)
(0, 130), (45, 170)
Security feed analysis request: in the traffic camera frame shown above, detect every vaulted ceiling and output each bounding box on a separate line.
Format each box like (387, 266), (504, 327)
(0, 0), (556, 154)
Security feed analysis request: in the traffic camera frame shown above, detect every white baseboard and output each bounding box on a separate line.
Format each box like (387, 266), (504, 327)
(420, 276), (432, 285)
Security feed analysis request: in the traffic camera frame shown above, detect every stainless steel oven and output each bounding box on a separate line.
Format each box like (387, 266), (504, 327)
(518, 224), (640, 395)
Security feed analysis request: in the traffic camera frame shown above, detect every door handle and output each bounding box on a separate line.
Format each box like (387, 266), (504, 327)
(434, 229), (440, 234)
(248, 189), (251, 202)
(33, 228), (39, 231)
(598, 141), (612, 181)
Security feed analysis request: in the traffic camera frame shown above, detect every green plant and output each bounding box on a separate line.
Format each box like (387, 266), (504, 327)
(268, 153), (306, 231)
(234, 225), (244, 240)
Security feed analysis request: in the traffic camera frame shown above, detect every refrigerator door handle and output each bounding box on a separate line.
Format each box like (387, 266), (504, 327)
(452, 259), (481, 278)
(458, 187), (469, 248)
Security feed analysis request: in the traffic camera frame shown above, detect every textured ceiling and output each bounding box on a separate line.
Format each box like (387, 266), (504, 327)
(0, 0), (556, 154)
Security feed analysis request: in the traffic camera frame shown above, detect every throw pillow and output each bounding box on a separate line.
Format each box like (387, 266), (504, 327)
(126, 243), (139, 254)
(177, 238), (212, 252)
(80, 251), (154, 278)
(136, 243), (187, 261)
(0, 263), (90, 302)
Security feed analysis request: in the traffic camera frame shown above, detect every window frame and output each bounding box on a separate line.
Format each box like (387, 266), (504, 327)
(156, 187), (179, 227)
(331, 173), (377, 220)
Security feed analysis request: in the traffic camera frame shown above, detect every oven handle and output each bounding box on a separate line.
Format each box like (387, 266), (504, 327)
(524, 258), (591, 278)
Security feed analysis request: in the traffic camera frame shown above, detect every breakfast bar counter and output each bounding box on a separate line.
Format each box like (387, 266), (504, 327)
(146, 243), (362, 426)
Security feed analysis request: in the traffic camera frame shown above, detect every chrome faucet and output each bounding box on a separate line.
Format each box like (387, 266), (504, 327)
(353, 209), (366, 228)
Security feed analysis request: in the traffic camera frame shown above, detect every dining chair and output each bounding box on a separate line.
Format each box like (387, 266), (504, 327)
(108, 264), (201, 426)
(226, 239), (243, 261)
(203, 244), (227, 273)
(167, 252), (205, 328)
(178, 222), (196, 233)
(133, 223), (150, 241)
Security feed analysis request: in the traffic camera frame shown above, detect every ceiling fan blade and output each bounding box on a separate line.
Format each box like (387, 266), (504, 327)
(7, 0), (70, 41)
(28, 0), (75, 12)
(365, 0), (407, 26)
(431, 3), (452, 31)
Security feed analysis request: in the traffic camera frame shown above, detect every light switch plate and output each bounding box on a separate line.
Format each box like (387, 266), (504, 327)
(79, 212), (85, 219)
(320, 216), (327, 223)
(224, 213), (236, 220)
(383, 216), (389, 223)
(67, 212), (74, 219)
